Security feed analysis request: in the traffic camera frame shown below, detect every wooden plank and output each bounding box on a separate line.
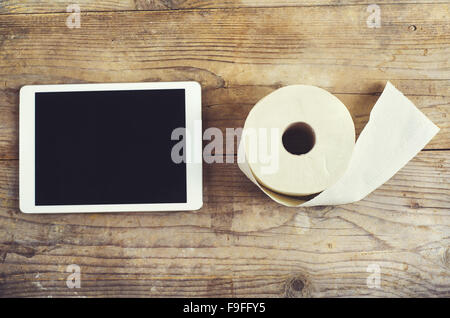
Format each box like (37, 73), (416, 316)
(1, 82), (447, 159)
(202, 84), (449, 154)
(0, 150), (449, 297)
(2, 0), (450, 14)
(0, 5), (449, 160)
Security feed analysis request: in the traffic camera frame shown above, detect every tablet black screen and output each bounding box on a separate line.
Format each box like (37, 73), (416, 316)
(35, 89), (186, 205)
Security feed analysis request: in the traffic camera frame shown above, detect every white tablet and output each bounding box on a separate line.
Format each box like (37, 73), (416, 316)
(19, 82), (203, 213)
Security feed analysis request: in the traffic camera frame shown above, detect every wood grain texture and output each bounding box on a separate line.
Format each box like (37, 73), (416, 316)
(0, 4), (449, 159)
(2, 0), (450, 14)
(0, 1), (449, 297)
(0, 151), (449, 297)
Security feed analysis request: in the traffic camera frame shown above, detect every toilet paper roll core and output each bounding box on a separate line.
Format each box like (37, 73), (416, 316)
(282, 122), (316, 155)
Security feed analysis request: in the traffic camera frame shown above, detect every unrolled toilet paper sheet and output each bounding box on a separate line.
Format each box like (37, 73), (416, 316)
(237, 81), (440, 207)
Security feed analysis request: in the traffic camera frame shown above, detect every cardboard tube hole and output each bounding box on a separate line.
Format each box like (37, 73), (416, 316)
(282, 122), (315, 155)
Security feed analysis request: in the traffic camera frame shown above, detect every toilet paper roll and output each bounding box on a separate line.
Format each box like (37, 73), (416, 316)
(243, 85), (355, 197)
(238, 81), (440, 207)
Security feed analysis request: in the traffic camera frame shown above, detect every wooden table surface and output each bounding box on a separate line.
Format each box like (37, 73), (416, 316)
(0, 0), (449, 297)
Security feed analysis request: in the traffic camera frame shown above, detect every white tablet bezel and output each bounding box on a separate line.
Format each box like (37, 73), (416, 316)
(19, 81), (203, 213)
